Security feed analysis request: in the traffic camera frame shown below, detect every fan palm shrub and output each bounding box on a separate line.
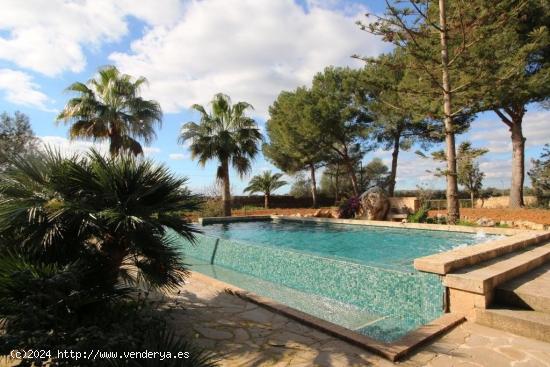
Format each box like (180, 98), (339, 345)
(0, 149), (199, 290)
(243, 171), (287, 208)
(56, 65), (162, 156)
(0, 150), (217, 366)
(0, 251), (218, 366)
(179, 93), (262, 216)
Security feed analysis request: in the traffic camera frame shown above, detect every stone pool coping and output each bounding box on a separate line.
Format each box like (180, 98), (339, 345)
(198, 215), (525, 235)
(190, 270), (465, 362)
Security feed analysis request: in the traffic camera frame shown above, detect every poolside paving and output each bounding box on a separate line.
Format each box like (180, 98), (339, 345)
(168, 272), (550, 367)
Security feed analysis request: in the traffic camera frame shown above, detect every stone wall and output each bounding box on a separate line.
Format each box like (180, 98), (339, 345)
(388, 197), (420, 213)
(230, 195), (336, 209)
(476, 196), (537, 208)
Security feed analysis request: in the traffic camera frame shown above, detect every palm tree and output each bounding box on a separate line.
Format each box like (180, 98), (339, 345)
(179, 93), (262, 216)
(244, 171), (287, 208)
(0, 149), (199, 290)
(56, 65), (162, 156)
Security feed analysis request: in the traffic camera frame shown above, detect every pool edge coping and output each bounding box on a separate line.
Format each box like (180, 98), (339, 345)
(189, 270), (466, 362)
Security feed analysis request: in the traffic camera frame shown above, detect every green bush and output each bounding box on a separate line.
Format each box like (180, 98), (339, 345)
(407, 204), (430, 223)
(200, 198), (225, 217)
(0, 150), (217, 366)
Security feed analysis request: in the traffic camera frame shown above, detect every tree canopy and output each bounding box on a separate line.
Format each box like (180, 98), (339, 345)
(311, 66), (373, 196)
(263, 87), (328, 207)
(0, 111), (37, 171)
(243, 171), (287, 208)
(57, 65), (162, 156)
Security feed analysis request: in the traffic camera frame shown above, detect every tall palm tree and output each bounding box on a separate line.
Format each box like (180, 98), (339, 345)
(180, 93), (262, 216)
(244, 171), (287, 209)
(56, 65), (162, 156)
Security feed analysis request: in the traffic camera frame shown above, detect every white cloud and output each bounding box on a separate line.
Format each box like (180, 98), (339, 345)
(39, 136), (109, 156)
(168, 153), (187, 160)
(0, 69), (49, 110)
(38, 136), (160, 157)
(471, 110), (550, 154)
(0, 0), (184, 76)
(110, 0), (387, 117)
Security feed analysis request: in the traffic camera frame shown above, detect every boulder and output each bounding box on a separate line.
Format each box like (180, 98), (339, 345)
(476, 217), (496, 227)
(357, 187), (390, 220)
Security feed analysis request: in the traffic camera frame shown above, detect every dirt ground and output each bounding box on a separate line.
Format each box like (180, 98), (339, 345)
(428, 208), (550, 225)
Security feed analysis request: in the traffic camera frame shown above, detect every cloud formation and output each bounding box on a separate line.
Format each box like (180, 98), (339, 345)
(471, 110), (550, 154)
(0, 69), (49, 110)
(168, 153), (187, 160)
(110, 0), (386, 117)
(39, 136), (160, 157)
(0, 0), (184, 76)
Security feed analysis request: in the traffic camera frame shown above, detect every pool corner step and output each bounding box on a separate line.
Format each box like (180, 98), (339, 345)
(443, 242), (550, 295)
(475, 307), (550, 343)
(494, 262), (550, 313)
(415, 231), (550, 275)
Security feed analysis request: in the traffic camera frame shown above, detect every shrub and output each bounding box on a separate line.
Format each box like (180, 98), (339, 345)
(529, 144), (550, 208)
(200, 198), (225, 217)
(338, 196), (362, 219)
(0, 150), (217, 366)
(407, 203), (430, 223)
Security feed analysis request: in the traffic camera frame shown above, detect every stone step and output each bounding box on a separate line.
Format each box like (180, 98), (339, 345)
(476, 307), (550, 343)
(495, 263), (550, 313)
(415, 231), (550, 275)
(443, 242), (550, 294)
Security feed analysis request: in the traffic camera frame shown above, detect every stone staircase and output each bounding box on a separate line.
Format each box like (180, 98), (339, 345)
(475, 262), (550, 342)
(415, 230), (550, 343)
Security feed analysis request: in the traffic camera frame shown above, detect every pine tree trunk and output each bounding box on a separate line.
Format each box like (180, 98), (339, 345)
(388, 135), (400, 197)
(264, 194), (269, 209)
(309, 163), (319, 208)
(221, 160), (231, 216)
(334, 164), (340, 204)
(439, 0), (460, 224)
(510, 120), (526, 208)
(344, 158), (359, 196)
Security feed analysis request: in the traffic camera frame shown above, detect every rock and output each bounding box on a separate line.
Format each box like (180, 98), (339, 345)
(514, 220), (547, 231)
(312, 208), (341, 219)
(476, 217), (496, 227)
(401, 219), (408, 224)
(357, 187), (390, 220)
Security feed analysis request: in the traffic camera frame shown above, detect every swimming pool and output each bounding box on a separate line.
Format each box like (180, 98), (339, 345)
(173, 218), (495, 342)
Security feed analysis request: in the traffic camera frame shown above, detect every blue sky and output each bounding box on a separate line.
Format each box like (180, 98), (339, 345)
(0, 0), (548, 194)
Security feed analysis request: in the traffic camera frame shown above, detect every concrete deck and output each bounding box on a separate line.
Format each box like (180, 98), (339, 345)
(167, 272), (550, 366)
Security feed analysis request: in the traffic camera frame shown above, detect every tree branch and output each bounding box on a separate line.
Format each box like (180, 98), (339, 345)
(493, 109), (513, 128)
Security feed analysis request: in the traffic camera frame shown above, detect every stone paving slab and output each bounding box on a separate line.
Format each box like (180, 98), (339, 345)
(167, 273), (550, 367)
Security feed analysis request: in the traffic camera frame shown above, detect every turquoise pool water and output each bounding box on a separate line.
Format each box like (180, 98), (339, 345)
(173, 219), (494, 342)
(200, 219), (490, 271)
